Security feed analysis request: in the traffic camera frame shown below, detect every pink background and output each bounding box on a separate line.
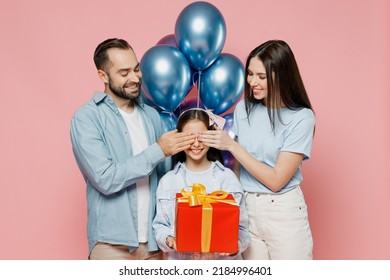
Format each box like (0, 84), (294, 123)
(0, 0), (389, 259)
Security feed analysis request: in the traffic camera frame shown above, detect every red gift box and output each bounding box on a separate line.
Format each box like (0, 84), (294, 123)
(175, 185), (239, 253)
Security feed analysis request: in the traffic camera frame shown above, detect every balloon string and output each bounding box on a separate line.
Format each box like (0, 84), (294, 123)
(161, 110), (173, 119)
(197, 70), (202, 108)
(169, 111), (173, 118)
(192, 71), (198, 87)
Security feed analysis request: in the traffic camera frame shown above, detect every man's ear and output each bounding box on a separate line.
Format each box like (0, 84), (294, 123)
(98, 69), (109, 84)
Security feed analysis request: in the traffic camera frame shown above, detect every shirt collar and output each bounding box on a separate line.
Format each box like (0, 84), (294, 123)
(173, 160), (225, 175)
(173, 162), (184, 174)
(92, 91), (145, 108)
(93, 91), (107, 104)
(214, 160), (226, 171)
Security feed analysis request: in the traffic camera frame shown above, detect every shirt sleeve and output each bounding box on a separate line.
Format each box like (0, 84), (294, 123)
(281, 114), (315, 160)
(231, 102), (241, 137)
(70, 113), (165, 196)
(152, 175), (176, 252)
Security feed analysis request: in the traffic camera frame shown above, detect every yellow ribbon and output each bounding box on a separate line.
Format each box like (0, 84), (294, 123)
(178, 183), (237, 252)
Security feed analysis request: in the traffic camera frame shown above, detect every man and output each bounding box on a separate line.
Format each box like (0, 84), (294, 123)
(70, 38), (195, 260)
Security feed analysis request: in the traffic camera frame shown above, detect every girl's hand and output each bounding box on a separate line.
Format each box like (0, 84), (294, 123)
(219, 250), (239, 257)
(166, 236), (177, 250)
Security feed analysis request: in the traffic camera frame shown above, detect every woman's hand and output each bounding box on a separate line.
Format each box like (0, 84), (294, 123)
(199, 128), (235, 152)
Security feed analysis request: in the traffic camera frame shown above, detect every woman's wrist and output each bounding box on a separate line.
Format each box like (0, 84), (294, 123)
(228, 139), (238, 153)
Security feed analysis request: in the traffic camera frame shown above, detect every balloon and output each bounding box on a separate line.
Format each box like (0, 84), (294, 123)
(189, 68), (199, 88)
(173, 95), (205, 118)
(175, 1), (226, 71)
(158, 111), (178, 132)
(140, 45), (192, 112)
(223, 113), (235, 139)
(222, 151), (235, 170)
(221, 113), (236, 169)
(156, 34), (179, 48)
(140, 87), (156, 108)
(156, 34), (199, 93)
(199, 53), (245, 115)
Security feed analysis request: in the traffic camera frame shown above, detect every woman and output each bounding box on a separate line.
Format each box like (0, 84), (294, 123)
(199, 40), (315, 259)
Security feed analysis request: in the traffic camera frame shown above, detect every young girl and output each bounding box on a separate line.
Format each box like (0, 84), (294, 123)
(153, 109), (250, 260)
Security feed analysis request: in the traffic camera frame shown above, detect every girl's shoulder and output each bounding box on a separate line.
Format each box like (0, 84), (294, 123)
(213, 161), (241, 187)
(156, 168), (184, 199)
(157, 168), (180, 187)
(215, 161), (235, 175)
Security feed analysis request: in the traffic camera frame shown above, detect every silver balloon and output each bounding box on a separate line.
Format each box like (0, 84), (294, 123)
(199, 53), (245, 115)
(140, 45), (192, 112)
(175, 1), (226, 71)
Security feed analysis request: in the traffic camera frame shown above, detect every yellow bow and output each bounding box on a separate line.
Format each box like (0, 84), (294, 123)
(180, 183), (229, 206)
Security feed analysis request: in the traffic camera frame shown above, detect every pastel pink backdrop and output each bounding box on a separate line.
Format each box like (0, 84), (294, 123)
(0, 0), (389, 259)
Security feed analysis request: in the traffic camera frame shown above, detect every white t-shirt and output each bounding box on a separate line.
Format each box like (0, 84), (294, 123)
(119, 107), (150, 243)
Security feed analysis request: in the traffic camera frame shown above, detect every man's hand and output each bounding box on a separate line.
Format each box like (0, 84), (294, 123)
(157, 130), (195, 156)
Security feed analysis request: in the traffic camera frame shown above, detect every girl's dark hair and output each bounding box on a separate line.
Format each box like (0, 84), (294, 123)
(173, 109), (223, 166)
(93, 38), (132, 71)
(244, 40), (314, 131)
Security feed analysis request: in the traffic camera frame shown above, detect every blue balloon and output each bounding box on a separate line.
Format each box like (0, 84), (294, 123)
(156, 34), (198, 93)
(140, 45), (192, 112)
(199, 53), (245, 115)
(173, 95), (205, 118)
(175, 1), (226, 71)
(156, 34), (179, 48)
(222, 150), (235, 170)
(223, 113), (235, 138)
(222, 113), (236, 169)
(158, 111), (178, 132)
(140, 87), (156, 108)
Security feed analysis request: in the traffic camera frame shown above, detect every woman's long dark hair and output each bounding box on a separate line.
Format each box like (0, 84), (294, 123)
(244, 40), (314, 131)
(173, 109), (223, 166)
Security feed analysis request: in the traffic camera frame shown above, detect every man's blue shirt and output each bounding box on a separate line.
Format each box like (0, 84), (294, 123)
(70, 91), (169, 253)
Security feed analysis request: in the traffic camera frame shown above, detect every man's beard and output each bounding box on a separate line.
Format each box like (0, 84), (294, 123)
(108, 77), (141, 101)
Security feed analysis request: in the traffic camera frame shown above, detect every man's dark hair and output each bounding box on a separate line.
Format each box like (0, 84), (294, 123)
(93, 38), (132, 71)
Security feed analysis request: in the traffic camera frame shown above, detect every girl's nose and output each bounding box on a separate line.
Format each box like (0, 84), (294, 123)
(193, 135), (201, 146)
